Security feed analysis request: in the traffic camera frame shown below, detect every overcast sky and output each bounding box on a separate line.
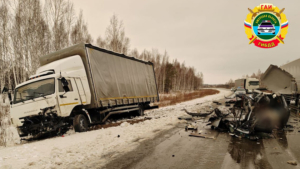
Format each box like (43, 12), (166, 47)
(71, 0), (300, 84)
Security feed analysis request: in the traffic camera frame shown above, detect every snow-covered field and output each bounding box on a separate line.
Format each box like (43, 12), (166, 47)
(0, 88), (231, 169)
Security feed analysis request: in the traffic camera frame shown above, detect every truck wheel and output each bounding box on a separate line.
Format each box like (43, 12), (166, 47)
(138, 105), (145, 116)
(73, 114), (88, 132)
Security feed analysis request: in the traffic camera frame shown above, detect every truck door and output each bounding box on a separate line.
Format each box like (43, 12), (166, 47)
(58, 78), (81, 116)
(74, 78), (87, 104)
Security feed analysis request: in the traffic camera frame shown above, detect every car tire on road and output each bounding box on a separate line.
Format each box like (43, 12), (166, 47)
(73, 114), (89, 132)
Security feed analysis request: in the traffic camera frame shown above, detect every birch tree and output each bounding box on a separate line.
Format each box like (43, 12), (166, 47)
(104, 14), (130, 54)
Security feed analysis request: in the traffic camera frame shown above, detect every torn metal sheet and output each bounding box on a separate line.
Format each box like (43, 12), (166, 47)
(182, 109), (214, 117)
(211, 118), (221, 128)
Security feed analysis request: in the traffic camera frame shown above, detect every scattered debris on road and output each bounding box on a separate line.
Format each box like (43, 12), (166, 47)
(182, 108), (214, 117)
(178, 115), (192, 120)
(213, 101), (222, 105)
(189, 133), (215, 139)
(287, 160), (297, 166)
(182, 90), (290, 140)
(185, 124), (197, 130)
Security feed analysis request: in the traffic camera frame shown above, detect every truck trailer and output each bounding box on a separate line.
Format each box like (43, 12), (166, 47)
(261, 64), (298, 105)
(234, 78), (260, 93)
(4, 43), (159, 137)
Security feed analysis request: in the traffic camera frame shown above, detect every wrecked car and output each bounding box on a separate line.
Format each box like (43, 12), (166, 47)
(225, 91), (290, 135)
(185, 90), (291, 137)
(248, 92), (290, 132)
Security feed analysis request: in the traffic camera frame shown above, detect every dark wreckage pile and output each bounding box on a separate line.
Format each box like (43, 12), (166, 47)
(182, 90), (290, 140)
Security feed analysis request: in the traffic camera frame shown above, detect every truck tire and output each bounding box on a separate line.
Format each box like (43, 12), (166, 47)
(138, 105), (145, 116)
(73, 114), (88, 132)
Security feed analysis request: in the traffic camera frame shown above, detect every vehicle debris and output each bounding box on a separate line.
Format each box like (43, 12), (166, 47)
(185, 124), (197, 130)
(287, 160), (297, 166)
(189, 133), (215, 139)
(186, 90), (290, 140)
(182, 108), (214, 117)
(178, 115), (193, 120)
(213, 101), (222, 105)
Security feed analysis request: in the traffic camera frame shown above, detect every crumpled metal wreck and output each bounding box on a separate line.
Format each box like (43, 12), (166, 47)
(206, 90), (290, 137)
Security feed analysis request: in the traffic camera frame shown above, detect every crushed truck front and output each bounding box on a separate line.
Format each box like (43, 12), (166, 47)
(10, 55), (91, 136)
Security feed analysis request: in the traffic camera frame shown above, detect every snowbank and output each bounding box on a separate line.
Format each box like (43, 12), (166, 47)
(0, 88), (231, 169)
(0, 95), (20, 147)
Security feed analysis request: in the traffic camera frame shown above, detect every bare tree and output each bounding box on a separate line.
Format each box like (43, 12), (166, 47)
(71, 10), (93, 45)
(44, 0), (67, 50)
(0, 1), (203, 94)
(64, 0), (75, 46)
(104, 14), (130, 54)
(0, 0), (11, 88)
(96, 35), (106, 49)
(129, 48), (139, 58)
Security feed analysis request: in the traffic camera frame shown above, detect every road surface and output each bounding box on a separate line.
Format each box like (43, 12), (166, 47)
(102, 98), (300, 169)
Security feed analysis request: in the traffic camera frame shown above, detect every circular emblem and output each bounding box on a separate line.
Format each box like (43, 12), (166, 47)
(244, 4), (288, 48)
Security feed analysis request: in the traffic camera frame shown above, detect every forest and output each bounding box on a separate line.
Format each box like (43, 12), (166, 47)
(0, 0), (203, 94)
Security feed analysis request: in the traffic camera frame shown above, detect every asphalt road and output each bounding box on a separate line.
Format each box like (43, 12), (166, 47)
(102, 99), (300, 169)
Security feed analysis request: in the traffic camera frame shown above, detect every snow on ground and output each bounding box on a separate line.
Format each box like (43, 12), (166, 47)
(0, 88), (231, 169)
(0, 95), (20, 147)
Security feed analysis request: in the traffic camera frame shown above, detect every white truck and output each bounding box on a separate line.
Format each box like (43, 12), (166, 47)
(2, 43), (159, 137)
(234, 78), (260, 93)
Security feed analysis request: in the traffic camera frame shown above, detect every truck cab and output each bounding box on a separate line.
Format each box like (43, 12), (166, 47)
(10, 55), (91, 136)
(235, 78), (260, 93)
(245, 78), (260, 93)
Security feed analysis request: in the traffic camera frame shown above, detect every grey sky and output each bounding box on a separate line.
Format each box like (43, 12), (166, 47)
(72, 0), (300, 84)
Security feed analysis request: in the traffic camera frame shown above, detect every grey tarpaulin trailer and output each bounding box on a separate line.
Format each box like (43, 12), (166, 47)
(280, 59), (300, 105)
(40, 43), (159, 122)
(261, 64), (297, 105)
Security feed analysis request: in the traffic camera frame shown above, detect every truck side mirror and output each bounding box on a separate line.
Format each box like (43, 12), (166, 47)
(60, 77), (70, 92)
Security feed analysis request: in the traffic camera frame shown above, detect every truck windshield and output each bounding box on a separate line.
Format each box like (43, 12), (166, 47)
(249, 81), (259, 86)
(13, 78), (55, 104)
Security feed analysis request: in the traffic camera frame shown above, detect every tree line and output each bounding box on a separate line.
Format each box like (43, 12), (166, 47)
(0, 0), (203, 93)
(96, 15), (203, 93)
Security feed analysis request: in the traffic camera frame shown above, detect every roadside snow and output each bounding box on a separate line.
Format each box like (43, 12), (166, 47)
(0, 88), (231, 169)
(0, 95), (20, 147)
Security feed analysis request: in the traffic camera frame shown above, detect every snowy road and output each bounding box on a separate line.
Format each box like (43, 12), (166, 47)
(0, 88), (231, 169)
(102, 93), (300, 169)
